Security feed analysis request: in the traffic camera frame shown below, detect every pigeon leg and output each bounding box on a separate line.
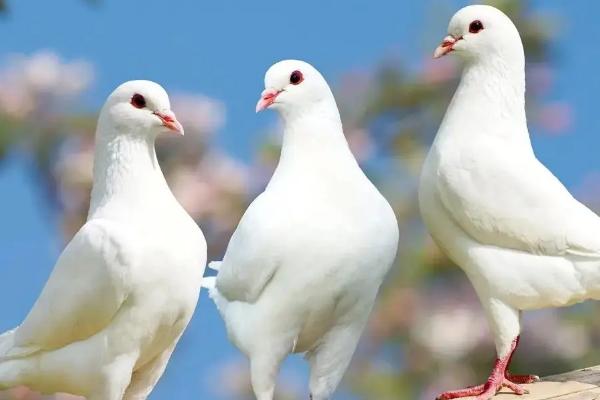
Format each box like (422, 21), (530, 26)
(436, 336), (533, 400)
(503, 336), (539, 384)
(249, 347), (288, 400)
(123, 340), (178, 400)
(89, 355), (136, 400)
(307, 318), (368, 400)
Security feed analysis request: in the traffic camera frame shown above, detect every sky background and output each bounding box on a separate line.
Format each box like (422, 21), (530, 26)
(0, 0), (599, 399)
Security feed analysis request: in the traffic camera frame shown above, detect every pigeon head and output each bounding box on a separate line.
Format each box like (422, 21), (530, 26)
(255, 60), (335, 116)
(99, 80), (184, 137)
(433, 5), (523, 64)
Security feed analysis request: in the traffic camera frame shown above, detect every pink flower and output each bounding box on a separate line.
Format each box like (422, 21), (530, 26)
(0, 50), (93, 119)
(171, 94), (225, 139)
(536, 102), (572, 134)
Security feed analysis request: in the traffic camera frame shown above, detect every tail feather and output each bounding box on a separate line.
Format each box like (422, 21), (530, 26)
(201, 277), (228, 316)
(202, 263), (228, 315)
(202, 275), (256, 355)
(201, 276), (216, 290)
(208, 261), (222, 272)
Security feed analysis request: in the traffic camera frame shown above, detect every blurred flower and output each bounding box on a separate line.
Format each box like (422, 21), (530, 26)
(536, 102), (572, 134)
(168, 150), (251, 251)
(171, 93), (225, 140)
(421, 366), (477, 400)
(369, 287), (418, 344)
(0, 50), (93, 119)
(212, 359), (253, 398)
(422, 57), (458, 85)
(337, 70), (372, 117)
(527, 63), (554, 94)
(574, 171), (600, 209)
(54, 136), (95, 196)
(52, 135), (95, 237)
(346, 127), (375, 163)
(213, 358), (302, 400)
(412, 297), (489, 361)
(523, 311), (590, 360)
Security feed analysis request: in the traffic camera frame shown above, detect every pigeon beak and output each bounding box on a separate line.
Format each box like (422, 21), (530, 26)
(154, 110), (184, 135)
(256, 88), (282, 113)
(434, 35), (460, 58)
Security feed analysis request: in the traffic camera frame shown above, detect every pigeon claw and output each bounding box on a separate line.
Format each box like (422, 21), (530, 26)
(505, 373), (540, 385)
(436, 377), (529, 400)
(436, 336), (537, 400)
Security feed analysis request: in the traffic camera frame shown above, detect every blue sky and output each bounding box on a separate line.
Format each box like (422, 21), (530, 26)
(0, 1), (599, 399)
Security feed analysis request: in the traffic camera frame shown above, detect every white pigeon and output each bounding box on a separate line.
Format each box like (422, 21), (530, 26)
(420, 5), (600, 400)
(0, 81), (207, 400)
(203, 60), (399, 400)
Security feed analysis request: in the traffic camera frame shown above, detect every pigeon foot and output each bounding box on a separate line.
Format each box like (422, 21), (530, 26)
(436, 377), (528, 400)
(436, 336), (537, 400)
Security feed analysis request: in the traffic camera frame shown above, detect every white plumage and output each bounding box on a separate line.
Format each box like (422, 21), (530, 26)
(204, 60), (399, 400)
(0, 80), (206, 400)
(420, 5), (600, 400)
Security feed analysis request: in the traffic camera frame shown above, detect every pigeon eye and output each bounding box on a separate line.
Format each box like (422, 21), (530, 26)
(130, 93), (146, 109)
(469, 20), (484, 34)
(290, 70), (304, 85)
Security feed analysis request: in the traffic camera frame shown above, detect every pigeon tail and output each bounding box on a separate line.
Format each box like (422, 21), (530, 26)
(201, 276), (216, 290)
(202, 277), (229, 315)
(202, 278), (256, 354)
(208, 261), (222, 271)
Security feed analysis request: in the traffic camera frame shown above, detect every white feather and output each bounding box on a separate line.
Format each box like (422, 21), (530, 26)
(420, 5), (600, 361)
(208, 60), (399, 400)
(0, 80), (206, 400)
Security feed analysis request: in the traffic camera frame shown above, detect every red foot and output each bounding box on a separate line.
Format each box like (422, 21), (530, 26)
(505, 373), (539, 384)
(436, 336), (537, 400)
(437, 378), (528, 400)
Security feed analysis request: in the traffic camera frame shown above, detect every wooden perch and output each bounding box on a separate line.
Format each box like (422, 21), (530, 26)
(471, 366), (600, 399)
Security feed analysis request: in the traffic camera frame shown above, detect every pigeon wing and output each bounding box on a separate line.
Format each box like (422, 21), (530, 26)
(437, 146), (600, 257)
(216, 196), (281, 303)
(4, 219), (138, 359)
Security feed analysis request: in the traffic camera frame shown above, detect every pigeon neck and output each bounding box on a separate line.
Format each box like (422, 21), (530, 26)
(440, 56), (530, 147)
(88, 125), (167, 219)
(277, 102), (354, 170)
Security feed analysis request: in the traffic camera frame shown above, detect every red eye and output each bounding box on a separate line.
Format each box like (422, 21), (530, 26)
(290, 70), (304, 85)
(130, 93), (146, 109)
(469, 20), (484, 34)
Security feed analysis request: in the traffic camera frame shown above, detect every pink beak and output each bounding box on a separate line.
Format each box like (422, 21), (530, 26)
(154, 110), (184, 135)
(256, 88), (281, 113)
(434, 35), (459, 58)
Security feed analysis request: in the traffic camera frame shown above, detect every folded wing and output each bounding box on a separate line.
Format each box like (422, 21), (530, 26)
(3, 219), (138, 359)
(216, 198), (280, 303)
(437, 148), (600, 257)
